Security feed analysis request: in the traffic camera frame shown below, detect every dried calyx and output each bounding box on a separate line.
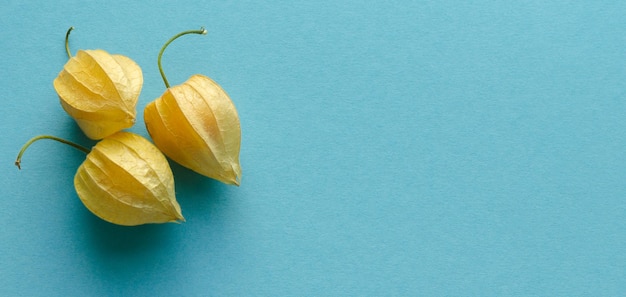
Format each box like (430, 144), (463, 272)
(53, 27), (143, 140)
(144, 28), (242, 185)
(15, 132), (183, 226)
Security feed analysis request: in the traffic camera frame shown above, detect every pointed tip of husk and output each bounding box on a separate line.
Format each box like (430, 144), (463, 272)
(171, 215), (185, 224)
(227, 162), (241, 186)
(220, 169), (241, 186)
(172, 209), (185, 223)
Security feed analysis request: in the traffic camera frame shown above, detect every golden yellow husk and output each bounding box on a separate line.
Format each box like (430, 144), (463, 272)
(54, 49), (143, 140)
(74, 132), (184, 226)
(144, 74), (241, 185)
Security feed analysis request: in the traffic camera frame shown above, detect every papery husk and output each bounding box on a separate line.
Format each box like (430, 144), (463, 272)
(54, 49), (142, 140)
(144, 74), (241, 185)
(74, 132), (184, 226)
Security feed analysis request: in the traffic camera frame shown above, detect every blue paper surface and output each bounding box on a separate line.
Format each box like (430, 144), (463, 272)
(2, 1), (626, 296)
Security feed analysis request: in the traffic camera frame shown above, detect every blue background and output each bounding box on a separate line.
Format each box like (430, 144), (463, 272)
(2, 1), (626, 296)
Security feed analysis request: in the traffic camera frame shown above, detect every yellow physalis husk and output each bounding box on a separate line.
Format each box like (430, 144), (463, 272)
(144, 74), (242, 185)
(74, 132), (184, 226)
(53, 49), (143, 140)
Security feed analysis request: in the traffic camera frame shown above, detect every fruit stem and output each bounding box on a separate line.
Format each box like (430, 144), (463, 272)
(157, 27), (207, 88)
(65, 26), (74, 59)
(15, 135), (90, 170)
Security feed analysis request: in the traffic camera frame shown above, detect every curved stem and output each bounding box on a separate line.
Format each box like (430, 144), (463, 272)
(15, 135), (90, 170)
(157, 27), (207, 88)
(65, 26), (74, 59)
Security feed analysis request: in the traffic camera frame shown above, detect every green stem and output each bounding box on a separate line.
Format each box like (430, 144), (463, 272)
(15, 135), (90, 170)
(65, 26), (74, 59)
(157, 27), (207, 88)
